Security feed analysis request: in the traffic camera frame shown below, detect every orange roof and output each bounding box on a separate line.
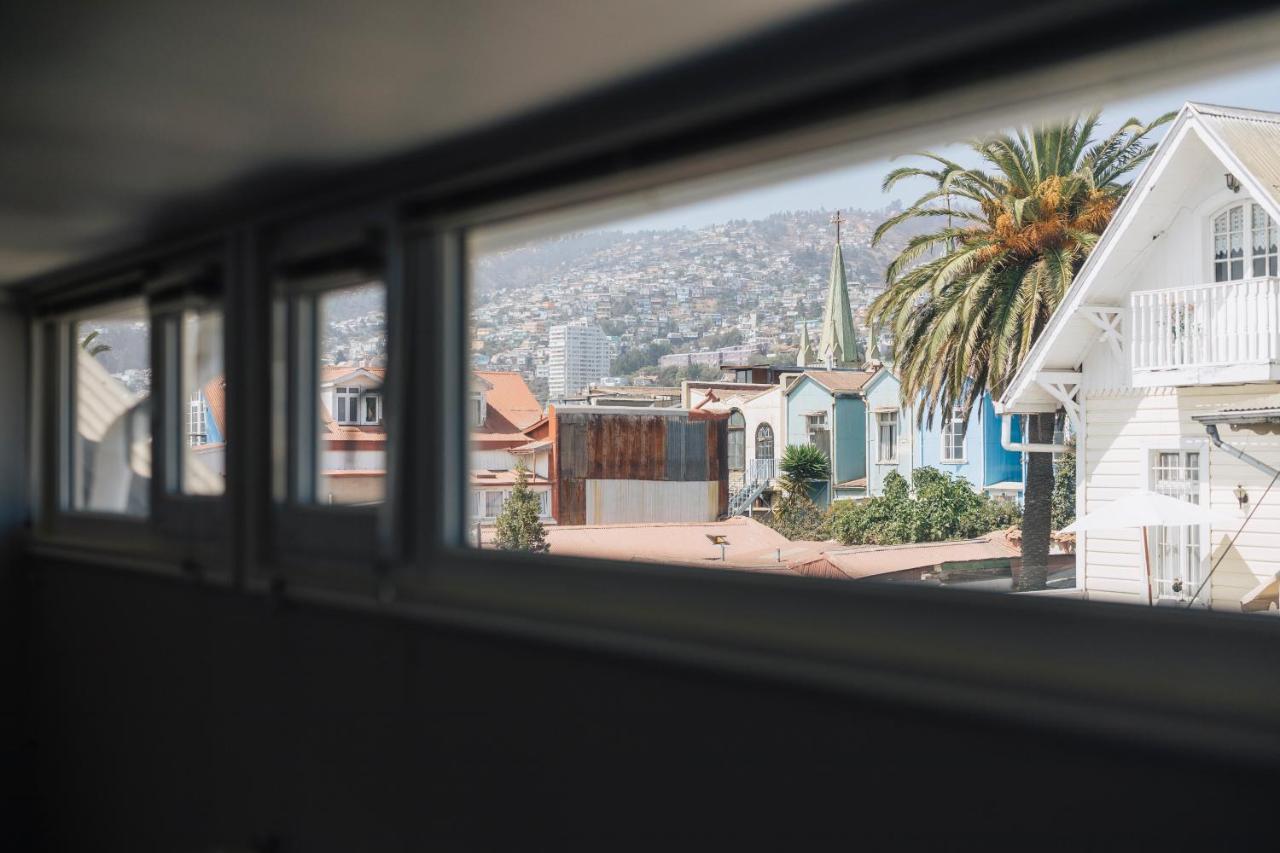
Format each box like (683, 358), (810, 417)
(469, 470), (551, 486)
(790, 536), (1019, 580)
(537, 517), (798, 573)
(475, 370), (542, 431)
(321, 365), (386, 383)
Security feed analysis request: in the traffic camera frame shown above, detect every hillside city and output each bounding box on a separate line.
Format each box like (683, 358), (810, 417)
(471, 206), (914, 402)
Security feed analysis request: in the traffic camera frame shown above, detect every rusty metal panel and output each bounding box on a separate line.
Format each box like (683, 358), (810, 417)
(558, 415), (588, 479)
(664, 419), (708, 482)
(587, 412), (667, 481)
(558, 478), (587, 526)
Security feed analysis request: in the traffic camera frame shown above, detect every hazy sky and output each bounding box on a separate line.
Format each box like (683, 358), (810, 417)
(611, 60), (1280, 232)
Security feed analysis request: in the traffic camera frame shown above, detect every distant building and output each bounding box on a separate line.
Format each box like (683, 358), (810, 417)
(547, 321), (609, 400)
(548, 405), (729, 525)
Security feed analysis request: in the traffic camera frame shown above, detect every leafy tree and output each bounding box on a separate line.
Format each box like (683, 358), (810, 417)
(827, 467), (1021, 546)
(1051, 438), (1077, 531)
(494, 462), (549, 554)
(869, 111), (1172, 589)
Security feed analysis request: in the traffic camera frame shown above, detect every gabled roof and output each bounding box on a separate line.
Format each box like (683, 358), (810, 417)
(785, 368), (877, 397)
(475, 370), (542, 431)
(1002, 101), (1280, 410)
(320, 365), (386, 387)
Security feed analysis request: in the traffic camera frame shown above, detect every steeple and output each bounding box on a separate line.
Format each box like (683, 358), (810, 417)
(797, 322), (814, 367)
(817, 211), (863, 368)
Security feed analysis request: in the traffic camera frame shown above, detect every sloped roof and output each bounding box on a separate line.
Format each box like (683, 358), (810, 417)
(475, 370), (542, 431)
(321, 365), (386, 386)
(1003, 101), (1280, 410)
(785, 369), (877, 396)
(791, 535), (1019, 580)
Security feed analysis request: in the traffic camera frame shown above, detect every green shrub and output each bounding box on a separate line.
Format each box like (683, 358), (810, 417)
(826, 466), (1021, 546)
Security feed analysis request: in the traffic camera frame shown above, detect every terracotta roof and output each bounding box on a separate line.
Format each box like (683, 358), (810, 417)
(786, 369), (878, 396)
(475, 370), (543, 432)
(513, 437), (553, 451)
(321, 365), (386, 383)
(469, 470), (551, 486)
(531, 516), (799, 573)
(472, 431), (534, 447)
(790, 536), (1019, 580)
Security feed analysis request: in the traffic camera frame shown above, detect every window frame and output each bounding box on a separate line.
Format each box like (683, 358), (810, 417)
(940, 407), (967, 464)
(18, 1), (1280, 765)
(1143, 441), (1212, 606)
(876, 409), (899, 464)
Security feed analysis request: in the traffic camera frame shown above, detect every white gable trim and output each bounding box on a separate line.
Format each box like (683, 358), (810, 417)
(1003, 103), (1280, 410)
(1001, 109), (1197, 409)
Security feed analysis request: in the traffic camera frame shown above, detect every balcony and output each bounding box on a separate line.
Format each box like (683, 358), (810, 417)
(1130, 277), (1280, 386)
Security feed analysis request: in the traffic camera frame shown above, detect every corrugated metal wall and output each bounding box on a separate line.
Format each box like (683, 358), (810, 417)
(554, 411), (727, 525)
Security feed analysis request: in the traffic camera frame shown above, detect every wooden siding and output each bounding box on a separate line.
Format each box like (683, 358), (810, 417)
(1083, 384), (1280, 609)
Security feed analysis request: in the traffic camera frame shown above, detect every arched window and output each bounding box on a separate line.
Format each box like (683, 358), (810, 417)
(755, 422), (774, 460)
(1213, 202), (1277, 282)
(727, 410), (746, 472)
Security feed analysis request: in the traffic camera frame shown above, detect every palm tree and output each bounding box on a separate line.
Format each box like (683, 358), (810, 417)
(80, 329), (111, 357)
(870, 111), (1173, 590)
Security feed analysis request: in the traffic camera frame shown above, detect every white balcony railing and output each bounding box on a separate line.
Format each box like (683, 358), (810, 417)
(747, 457), (777, 484)
(1131, 277), (1280, 372)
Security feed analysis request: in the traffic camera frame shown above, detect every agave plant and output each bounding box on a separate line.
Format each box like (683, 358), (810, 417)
(870, 111), (1173, 589)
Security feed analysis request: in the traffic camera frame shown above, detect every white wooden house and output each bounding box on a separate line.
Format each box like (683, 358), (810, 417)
(1001, 102), (1280, 612)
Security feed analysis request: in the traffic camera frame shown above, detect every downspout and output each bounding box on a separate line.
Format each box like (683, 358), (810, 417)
(1000, 413), (1067, 454)
(1203, 424), (1280, 478)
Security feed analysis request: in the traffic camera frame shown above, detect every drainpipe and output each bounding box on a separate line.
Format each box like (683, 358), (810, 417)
(1203, 424), (1280, 478)
(1000, 413), (1067, 454)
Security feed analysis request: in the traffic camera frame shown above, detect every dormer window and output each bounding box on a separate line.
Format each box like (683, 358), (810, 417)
(334, 385), (382, 425)
(1213, 202), (1277, 281)
(335, 386), (359, 424)
(470, 393), (486, 427)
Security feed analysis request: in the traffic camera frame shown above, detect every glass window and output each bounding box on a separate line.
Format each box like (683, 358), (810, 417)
(1213, 204), (1246, 281)
(727, 410), (746, 471)
(180, 307), (225, 496)
(755, 423), (774, 460)
(1151, 450), (1203, 602)
(317, 282), (387, 506)
(1251, 203), (1278, 277)
(941, 408), (966, 463)
(73, 300), (151, 514)
(877, 411), (898, 462)
(485, 490), (503, 518)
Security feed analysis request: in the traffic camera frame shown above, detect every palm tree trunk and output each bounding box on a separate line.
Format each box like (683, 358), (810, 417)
(1016, 412), (1056, 592)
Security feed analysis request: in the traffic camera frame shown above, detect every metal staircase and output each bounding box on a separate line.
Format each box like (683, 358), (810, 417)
(727, 459), (775, 517)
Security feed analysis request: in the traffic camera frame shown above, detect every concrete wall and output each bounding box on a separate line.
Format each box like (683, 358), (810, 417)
(16, 556), (1280, 850)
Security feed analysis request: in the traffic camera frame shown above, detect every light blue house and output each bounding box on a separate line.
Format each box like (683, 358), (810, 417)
(863, 369), (1025, 501)
(782, 369), (876, 505)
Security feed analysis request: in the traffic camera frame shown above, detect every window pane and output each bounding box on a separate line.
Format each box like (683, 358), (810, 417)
(318, 282), (387, 506)
(74, 300), (150, 514)
(180, 308), (225, 496)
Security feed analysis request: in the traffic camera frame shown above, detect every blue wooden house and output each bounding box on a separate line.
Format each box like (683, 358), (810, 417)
(782, 369), (876, 505)
(863, 369), (1025, 501)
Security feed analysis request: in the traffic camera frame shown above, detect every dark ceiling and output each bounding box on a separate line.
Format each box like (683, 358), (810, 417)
(0, 0), (839, 287)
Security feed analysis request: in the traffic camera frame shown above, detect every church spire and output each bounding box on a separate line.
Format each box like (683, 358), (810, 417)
(797, 321), (813, 367)
(817, 211), (863, 368)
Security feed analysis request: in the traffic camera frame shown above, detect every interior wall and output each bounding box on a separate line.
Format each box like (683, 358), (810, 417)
(20, 556), (1280, 850)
